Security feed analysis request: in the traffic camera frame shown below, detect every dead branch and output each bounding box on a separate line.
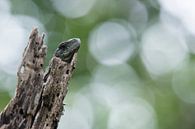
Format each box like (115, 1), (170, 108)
(0, 28), (80, 129)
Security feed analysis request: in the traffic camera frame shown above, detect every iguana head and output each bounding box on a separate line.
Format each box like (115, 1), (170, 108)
(55, 38), (81, 63)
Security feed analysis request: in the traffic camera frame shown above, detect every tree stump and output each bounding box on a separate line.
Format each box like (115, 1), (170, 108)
(0, 28), (80, 129)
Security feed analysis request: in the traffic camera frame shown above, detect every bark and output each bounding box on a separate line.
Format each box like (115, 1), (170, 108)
(0, 28), (79, 129)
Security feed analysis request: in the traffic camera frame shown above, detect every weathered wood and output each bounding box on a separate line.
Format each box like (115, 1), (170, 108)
(0, 29), (80, 129)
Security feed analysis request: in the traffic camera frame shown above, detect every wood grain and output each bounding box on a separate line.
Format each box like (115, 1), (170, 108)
(0, 29), (79, 129)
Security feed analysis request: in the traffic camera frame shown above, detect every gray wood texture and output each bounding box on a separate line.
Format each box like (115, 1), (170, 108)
(0, 28), (79, 129)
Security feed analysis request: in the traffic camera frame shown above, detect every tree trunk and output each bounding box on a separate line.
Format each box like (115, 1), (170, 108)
(0, 28), (80, 129)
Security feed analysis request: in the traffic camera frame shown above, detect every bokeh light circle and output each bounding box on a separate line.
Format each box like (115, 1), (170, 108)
(128, 0), (148, 33)
(0, 0), (10, 14)
(51, 0), (96, 18)
(172, 62), (195, 104)
(141, 22), (188, 75)
(89, 21), (134, 65)
(0, 15), (26, 74)
(59, 94), (93, 129)
(158, 0), (195, 35)
(0, 15), (46, 75)
(108, 98), (157, 129)
(90, 64), (144, 108)
(92, 63), (139, 86)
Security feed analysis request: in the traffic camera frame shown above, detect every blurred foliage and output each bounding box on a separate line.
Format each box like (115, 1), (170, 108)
(0, 0), (195, 129)
(0, 91), (10, 111)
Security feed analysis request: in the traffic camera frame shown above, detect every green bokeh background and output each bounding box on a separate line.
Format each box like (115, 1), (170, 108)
(0, 0), (195, 129)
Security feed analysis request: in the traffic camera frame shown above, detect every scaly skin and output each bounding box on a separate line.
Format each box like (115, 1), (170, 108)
(44, 38), (81, 82)
(55, 38), (81, 63)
